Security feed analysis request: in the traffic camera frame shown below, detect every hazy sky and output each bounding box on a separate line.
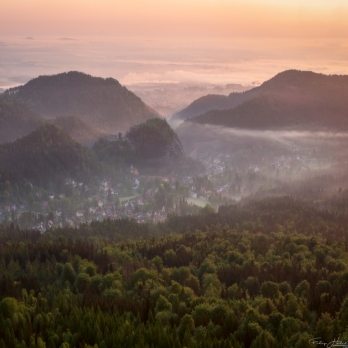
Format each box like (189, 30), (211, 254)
(2, 0), (348, 37)
(1, 0), (347, 88)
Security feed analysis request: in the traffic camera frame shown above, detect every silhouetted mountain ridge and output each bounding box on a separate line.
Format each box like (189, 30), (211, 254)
(3, 71), (160, 132)
(180, 70), (348, 131)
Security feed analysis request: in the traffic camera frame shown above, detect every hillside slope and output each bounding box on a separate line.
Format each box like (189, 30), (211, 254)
(3, 71), (160, 132)
(0, 99), (44, 143)
(126, 118), (184, 161)
(171, 92), (254, 122)
(0, 124), (97, 187)
(174, 70), (348, 129)
(94, 118), (184, 167)
(183, 70), (348, 131)
(53, 115), (103, 146)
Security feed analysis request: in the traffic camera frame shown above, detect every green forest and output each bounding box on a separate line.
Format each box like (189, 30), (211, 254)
(1, 196), (348, 347)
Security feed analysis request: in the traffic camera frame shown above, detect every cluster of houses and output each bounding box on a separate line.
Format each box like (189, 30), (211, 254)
(73, 193), (168, 225)
(201, 156), (226, 175)
(70, 173), (176, 225)
(270, 155), (310, 172)
(1, 158), (236, 229)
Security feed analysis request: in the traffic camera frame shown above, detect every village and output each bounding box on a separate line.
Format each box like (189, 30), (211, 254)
(0, 150), (319, 232)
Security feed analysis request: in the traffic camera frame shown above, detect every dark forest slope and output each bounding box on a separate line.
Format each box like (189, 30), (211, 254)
(53, 115), (103, 146)
(3, 71), (160, 132)
(0, 124), (97, 187)
(126, 118), (184, 161)
(0, 99), (44, 143)
(176, 70), (348, 130)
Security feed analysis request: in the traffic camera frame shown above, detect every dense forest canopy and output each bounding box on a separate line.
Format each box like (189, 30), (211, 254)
(1, 195), (348, 347)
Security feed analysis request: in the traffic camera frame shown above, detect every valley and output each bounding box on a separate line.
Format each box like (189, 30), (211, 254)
(2, 68), (348, 348)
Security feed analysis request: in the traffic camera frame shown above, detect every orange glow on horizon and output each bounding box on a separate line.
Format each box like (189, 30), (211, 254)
(1, 0), (348, 38)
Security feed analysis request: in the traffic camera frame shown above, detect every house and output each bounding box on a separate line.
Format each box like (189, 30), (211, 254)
(206, 190), (213, 197)
(76, 210), (84, 218)
(153, 215), (166, 223)
(221, 193), (229, 200)
(35, 222), (45, 233)
(135, 212), (145, 219)
(130, 166), (139, 175)
(65, 178), (75, 185)
(189, 191), (197, 198)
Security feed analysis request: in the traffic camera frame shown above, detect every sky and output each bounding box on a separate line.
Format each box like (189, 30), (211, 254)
(0, 0), (348, 88)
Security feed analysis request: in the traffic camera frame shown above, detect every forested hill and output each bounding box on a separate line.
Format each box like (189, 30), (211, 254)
(0, 99), (44, 143)
(175, 70), (348, 130)
(171, 94), (228, 121)
(0, 118), (197, 189)
(93, 118), (201, 174)
(3, 71), (160, 132)
(0, 124), (97, 188)
(53, 115), (103, 146)
(127, 118), (184, 161)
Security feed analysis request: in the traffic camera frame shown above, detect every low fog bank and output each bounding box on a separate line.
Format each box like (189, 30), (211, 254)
(176, 122), (348, 204)
(177, 122), (348, 157)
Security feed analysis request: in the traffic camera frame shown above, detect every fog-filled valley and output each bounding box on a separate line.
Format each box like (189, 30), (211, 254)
(2, 68), (348, 247)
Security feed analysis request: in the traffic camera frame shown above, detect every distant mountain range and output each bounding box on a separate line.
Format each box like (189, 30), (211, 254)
(175, 70), (348, 131)
(2, 71), (160, 135)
